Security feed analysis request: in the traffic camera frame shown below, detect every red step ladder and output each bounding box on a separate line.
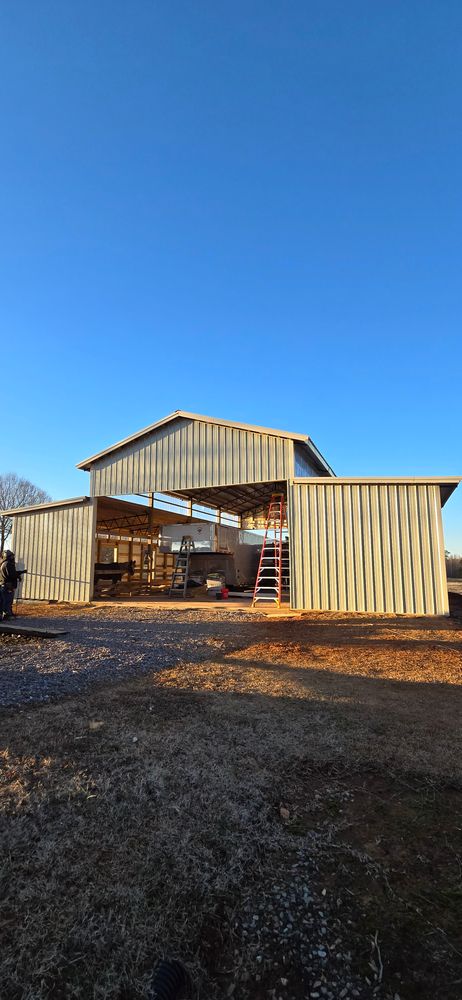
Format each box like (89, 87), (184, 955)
(252, 493), (289, 607)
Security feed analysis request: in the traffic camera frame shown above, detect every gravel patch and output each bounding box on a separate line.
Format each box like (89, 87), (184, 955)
(0, 606), (269, 708)
(2, 612), (460, 998)
(232, 854), (381, 1000)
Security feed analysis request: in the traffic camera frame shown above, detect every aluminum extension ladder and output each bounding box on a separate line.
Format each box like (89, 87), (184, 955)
(169, 535), (195, 597)
(252, 494), (289, 607)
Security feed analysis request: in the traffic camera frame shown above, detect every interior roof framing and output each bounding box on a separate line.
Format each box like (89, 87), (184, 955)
(165, 480), (288, 516)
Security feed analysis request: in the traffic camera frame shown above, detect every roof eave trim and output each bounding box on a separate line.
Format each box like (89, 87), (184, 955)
(1, 496), (91, 517)
(302, 438), (335, 476)
(292, 476), (462, 484)
(291, 476), (461, 506)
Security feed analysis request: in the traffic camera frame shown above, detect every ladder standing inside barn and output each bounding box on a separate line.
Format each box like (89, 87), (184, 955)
(169, 535), (195, 597)
(252, 494), (289, 607)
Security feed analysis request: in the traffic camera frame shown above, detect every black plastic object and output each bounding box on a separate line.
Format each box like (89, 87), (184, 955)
(148, 959), (191, 999)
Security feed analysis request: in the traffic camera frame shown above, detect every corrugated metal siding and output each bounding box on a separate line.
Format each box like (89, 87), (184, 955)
(90, 417), (295, 496)
(288, 481), (448, 614)
(293, 443), (321, 477)
(12, 500), (96, 602)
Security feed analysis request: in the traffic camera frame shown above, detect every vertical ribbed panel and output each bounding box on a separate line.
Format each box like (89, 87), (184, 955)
(288, 481), (448, 615)
(293, 443), (319, 477)
(89, 417), (296, 496)
(11, 500), (95, 602)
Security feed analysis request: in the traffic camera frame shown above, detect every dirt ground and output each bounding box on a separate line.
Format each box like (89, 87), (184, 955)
(1, 601), (462, 999)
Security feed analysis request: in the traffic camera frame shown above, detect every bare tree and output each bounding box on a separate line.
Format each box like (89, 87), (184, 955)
(0, 473), (51, 553)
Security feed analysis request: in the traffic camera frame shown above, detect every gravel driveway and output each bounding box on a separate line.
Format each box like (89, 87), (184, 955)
(0, 605), (269, 708)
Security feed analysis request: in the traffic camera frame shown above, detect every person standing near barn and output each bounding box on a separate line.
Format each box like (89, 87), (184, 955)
(0, 551), (21, 620)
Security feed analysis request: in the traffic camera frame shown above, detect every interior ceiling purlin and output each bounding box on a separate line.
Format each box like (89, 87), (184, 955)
(164, 480), (288, 517)
(96, 514), (156, 536)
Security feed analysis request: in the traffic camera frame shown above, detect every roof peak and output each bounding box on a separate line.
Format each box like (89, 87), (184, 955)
(76, 409), (313, 471)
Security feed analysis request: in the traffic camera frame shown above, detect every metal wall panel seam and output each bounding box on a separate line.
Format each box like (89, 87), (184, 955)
(205, 423), (213, 488)
(75, 507), (83, 601)
(35, 510), (44, 599)
(326, 485), (338, 610)
(33, 513), (40, 599)
(396, 484), (408, 613)
(426, 486), (439, 613)
(27, 514), (35, 599)
(43, 511), (50, 600)
(200, 421), (206, 488)
(370, 486), (384, 612)
(55, 509), (61, 600)
(388, 486), (402, 613)
(77, 506), (85, 601)
(378, 487), (392, 612)
(409, 486), (425, 613)
(399, 486), (414, 613)
(335, 482), (346, 611)
(352, 485), (365, 611)
(55, 509), (64, 601)
(433, 486), (449, 614)
(419, 486), (434, 613)
(414, 485), (427, 612)
(138, 439), (145, 496)
(57, 509), (65, 601)
(427, 486), (442, 614)
(306, 485), (312, 606)
(300, 484), (308, 609)
(64, 508), (72, 601)
(342, 485), (355, 611)
(362, 485), (375, 611)
(396, 485), (407, 613)
(318, 485), (329, 609)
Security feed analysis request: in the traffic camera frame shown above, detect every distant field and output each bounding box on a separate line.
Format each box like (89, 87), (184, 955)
(448, 578), (462, 595)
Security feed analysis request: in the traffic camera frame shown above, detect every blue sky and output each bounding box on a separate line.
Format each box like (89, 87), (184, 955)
(1, 1), (461, 551)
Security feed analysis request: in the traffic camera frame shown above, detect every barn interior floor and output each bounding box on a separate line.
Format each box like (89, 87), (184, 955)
(92, 594), (294, 616)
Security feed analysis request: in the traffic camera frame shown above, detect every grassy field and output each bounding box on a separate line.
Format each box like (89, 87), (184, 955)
(1, 604), (462, 999)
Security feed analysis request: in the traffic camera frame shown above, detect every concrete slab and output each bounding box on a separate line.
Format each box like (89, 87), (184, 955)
(0, 623), (68, 638)
(91, 595), (297, 617)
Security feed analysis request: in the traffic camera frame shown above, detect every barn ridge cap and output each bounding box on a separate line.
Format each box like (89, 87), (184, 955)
(76, 409), (323, 472)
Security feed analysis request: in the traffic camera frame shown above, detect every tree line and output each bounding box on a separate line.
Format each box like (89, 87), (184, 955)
(0, 473), (51, 553)
(446, 551), (462, 579)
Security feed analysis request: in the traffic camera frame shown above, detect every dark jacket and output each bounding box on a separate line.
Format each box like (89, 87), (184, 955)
(0, 555), (19, 589)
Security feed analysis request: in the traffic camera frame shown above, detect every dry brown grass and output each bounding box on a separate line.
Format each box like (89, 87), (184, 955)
(1, 608), (462, 999)
(154, 614), (462, 779)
